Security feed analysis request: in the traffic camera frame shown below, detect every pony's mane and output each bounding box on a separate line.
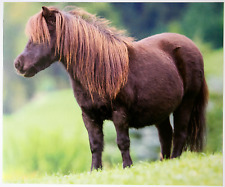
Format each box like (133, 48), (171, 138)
(25, 7), (134, 99)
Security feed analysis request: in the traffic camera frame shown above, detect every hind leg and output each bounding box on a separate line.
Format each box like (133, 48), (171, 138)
(171, 95), (195, 158)
(156, 117), (173, 160)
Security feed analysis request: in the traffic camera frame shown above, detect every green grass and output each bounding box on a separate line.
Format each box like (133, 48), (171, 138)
(4, 152), (223, 185)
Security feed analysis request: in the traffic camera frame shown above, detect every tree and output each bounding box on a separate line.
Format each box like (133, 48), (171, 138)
(181, 3), (223, 48)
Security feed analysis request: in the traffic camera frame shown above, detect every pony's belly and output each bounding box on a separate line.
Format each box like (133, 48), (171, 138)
(128, 87), (183, 128)
(127, 71), (183, 127)
(128, 106), (173, 128)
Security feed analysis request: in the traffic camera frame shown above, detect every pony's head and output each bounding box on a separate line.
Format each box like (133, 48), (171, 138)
(14, 6), (133, 99)
(14, 6), (59, 77)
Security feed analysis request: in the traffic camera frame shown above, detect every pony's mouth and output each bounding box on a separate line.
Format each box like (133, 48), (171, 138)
(16, 66), (38, 78)
(14, 58), (39, 78)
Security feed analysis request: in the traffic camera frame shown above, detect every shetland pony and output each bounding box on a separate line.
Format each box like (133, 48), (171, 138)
(14, 6), (208, 170)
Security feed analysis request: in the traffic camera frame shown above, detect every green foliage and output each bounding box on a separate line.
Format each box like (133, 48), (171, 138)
(4, 152), (223, 185)
(112, 3), (223, 49)
(181, 3), (223, 48)
(204, 48), (224, 78)
(113, 3), (187, 40)
(206, 93), (223, 152)
(201, 47), (223, 153)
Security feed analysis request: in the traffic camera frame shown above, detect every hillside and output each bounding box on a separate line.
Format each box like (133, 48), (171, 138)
(5, 152), (223, 185)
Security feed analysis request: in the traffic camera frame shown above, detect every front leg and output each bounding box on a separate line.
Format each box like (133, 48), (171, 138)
(115, 126), (133, 168)
(113, 109), (133, 168)
(82, 112), (103, 171)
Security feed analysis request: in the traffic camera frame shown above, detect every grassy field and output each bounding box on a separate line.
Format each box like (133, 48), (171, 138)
(4, 152), (223, 185)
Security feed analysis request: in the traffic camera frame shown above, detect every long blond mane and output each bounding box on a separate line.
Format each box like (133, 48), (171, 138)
(25, 7), (133, 99)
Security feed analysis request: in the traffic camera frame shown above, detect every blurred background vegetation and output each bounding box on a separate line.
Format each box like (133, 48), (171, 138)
(3, 2), (223, 181)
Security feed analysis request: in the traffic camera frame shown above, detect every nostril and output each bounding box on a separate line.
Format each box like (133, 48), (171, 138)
(14, 60), (20, 69)
(14, 59), (24, 72)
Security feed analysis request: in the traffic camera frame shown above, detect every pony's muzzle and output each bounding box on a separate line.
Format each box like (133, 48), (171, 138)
(14, 56), (38, 77)
(14, 59), (21, 70)
(14, 58), (24, 73)
(14, 55), (28, 76)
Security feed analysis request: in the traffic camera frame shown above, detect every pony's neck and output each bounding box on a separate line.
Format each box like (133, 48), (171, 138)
(57, 11), (132, 100)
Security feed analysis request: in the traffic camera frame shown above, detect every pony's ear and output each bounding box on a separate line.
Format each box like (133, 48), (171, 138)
(42, 6), (51, 18)
(42, 6), (56, 25)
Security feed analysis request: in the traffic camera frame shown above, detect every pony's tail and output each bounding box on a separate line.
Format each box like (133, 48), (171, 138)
(186, 78), (209, 152)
